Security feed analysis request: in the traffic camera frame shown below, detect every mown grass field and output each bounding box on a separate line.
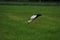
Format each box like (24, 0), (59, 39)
(0, 5), (60, 40)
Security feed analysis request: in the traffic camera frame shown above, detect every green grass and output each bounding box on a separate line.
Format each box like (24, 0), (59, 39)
(0, 5), (60, 40)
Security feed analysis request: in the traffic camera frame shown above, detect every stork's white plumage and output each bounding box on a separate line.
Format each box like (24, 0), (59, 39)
(28, 15), (37, 23)
(30, 15), (37, 20)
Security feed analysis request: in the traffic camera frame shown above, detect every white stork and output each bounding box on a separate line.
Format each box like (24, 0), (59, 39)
(28, 14), (42, 24)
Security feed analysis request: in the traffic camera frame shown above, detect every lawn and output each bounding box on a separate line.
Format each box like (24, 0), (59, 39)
(0, 5), (60, 40)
